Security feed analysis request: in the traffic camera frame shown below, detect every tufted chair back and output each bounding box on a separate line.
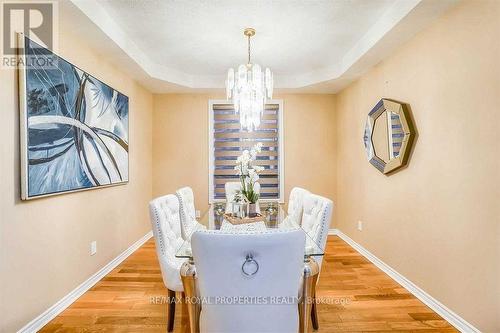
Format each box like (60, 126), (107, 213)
(301, 194), (333, 269)
(192, 229), (305, 333)
(224, 181), (261, 214)
(175, 187), (197, 240)
(287, 187), (310, 225)
(148, 194), (184, 292)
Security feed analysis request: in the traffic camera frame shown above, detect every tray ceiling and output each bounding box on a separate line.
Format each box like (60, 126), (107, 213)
(64, 0), (458, 93)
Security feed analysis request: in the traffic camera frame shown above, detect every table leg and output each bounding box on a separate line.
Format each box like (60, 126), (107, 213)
(299, 257), (319, 333)
(180, 260), (200, 333)
(311, 289), (319, 330)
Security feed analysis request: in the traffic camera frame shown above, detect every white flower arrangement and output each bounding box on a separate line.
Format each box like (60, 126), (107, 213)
(234, 142), (264, 204)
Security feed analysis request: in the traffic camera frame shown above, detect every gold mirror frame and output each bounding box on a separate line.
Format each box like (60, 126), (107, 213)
(363, 99), (415, 174)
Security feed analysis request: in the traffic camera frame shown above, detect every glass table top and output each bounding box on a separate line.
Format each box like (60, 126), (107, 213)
(175, 202), (324, 259)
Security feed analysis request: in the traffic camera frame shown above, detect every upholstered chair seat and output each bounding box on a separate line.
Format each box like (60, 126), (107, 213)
(220, 220), (267, 233)
(191, 229), (305, 333)
(148, 194), (186, 331)
(176, 186), (206, 240)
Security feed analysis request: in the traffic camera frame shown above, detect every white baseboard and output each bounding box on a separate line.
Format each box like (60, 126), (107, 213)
(328, 228), (338, 235)
(328, 228), (480, 333)
(18, 231), (153, 333)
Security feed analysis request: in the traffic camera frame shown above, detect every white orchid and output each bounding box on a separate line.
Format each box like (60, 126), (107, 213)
(248, 169), (259, 183)
(250, 142), (262, 160)
(253, 165), (264, 173)
(234, 142), (264, 204)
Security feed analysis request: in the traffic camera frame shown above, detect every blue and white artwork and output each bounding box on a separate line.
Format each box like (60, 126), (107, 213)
(19, 36), (129, 199)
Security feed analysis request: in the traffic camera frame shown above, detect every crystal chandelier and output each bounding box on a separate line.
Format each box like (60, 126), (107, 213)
(225, 28), (273, 131)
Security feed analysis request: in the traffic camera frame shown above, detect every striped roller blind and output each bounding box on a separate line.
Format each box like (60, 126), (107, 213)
(210, 102), (282, 201)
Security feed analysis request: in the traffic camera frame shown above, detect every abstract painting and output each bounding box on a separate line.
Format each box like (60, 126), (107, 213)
(18, 34), (129, 200)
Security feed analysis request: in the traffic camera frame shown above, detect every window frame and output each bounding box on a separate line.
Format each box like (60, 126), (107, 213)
(208, 99), (284, 204)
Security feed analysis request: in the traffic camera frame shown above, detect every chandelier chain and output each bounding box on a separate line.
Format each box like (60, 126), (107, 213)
(247, 34), (251, 64)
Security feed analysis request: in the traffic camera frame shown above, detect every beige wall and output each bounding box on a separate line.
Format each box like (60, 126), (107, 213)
(0, 28), (154, 332)
(153, 94), (336, 217)
(335, 0), (499, 331)
(2, 0), (498, 331)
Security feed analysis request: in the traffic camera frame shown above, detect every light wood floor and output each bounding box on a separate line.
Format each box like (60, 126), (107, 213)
(41, 236), (457, 332)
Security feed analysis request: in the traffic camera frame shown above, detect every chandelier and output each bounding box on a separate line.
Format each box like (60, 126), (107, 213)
(225, 28), (273, 131)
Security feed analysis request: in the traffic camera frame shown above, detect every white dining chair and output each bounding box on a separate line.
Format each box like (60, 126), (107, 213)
(224, 181), (261, 214)
(148, 194), (186, 332)
(176, 186), (205, 240)
(300, 193), (334, 330)
(191, 229), (305, 333)
(285, 187), (310, 225)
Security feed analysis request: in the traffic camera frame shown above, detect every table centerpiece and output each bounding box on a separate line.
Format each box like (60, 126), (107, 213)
(234, 142), (264, 217)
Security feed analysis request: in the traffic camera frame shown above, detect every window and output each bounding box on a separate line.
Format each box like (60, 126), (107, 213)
(209, 100), (284, 203)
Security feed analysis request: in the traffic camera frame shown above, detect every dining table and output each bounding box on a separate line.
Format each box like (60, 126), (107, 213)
(175, 202), (324, 333)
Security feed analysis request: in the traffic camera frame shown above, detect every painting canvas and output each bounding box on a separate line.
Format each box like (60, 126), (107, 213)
(18, 35), (129, 200)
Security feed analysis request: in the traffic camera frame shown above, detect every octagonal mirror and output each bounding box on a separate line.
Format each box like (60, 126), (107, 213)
(363, 99), (415, 174)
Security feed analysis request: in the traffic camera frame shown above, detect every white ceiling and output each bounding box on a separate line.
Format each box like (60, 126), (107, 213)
(99, 0), (395, 76)
(64, 0), (459, 93)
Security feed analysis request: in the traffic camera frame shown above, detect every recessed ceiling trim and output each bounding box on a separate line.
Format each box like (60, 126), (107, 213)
(69, 0), (199, 86)
(339, 0), (421, 74)
(68, 0), (458, 92)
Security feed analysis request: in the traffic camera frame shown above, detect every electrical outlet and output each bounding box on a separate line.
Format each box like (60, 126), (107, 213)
(357, 221), (363, 231)
(195, 210), (201, 218)
(90, 241), (97, 256)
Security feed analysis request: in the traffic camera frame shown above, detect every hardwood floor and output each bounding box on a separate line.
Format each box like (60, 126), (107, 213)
(40, 236), (457, 332)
